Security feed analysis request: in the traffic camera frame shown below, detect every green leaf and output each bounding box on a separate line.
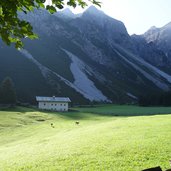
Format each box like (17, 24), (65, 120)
(46, 5), (57, 14)
(15, 40), (23, 49)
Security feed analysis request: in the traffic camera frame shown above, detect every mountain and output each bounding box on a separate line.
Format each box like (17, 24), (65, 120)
(57, 8), (81, 19)
(131, 34), (171, 72)
(1, 6), (171, 104)
(131, 22), (171, 74)
(143, 22), (171, 60)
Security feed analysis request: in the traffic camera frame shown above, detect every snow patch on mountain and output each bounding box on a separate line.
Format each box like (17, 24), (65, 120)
(62, 49), (110, 102)
(20, 49), (110, 102)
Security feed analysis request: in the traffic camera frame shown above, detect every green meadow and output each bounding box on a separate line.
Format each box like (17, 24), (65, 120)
(0, 105), (171, 171)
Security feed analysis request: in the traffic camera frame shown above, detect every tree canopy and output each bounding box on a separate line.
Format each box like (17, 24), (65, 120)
(0, 77), (17, 105)
(0, 0), (101, 49)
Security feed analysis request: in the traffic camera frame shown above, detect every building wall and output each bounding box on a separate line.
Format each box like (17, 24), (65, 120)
(38, 102), (69, 111)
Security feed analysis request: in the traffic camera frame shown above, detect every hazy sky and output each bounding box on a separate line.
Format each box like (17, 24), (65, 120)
(67, 0), (171, 35)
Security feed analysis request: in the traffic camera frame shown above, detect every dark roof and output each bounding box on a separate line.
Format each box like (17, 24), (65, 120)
(36, 96), (71, 102)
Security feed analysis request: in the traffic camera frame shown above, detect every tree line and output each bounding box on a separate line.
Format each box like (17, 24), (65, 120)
(138, 92), (171, 106)
(1, 76), (171, 107)
(0, 77), (17, 105)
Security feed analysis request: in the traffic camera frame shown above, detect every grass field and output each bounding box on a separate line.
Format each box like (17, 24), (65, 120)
(0, 105), (171, 171)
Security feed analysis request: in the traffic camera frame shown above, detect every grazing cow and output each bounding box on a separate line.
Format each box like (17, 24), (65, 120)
(75, 121), (79, 125)
(142, 166), (162, 171)
(51, 123), (55, 128)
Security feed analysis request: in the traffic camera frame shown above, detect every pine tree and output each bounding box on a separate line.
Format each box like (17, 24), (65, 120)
(0, 77), (17, 105)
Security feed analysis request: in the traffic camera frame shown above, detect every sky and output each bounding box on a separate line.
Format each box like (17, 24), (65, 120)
(64, 0), (171, 35)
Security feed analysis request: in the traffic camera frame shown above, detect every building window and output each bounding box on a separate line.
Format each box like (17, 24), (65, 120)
(51, 104), (53, 106)
(44, 103), (46, 106)
(60, 104), (62, 106)
(64, 104), (66, 106)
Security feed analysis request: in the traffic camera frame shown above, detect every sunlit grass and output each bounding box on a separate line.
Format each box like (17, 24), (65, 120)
(0, 106), (171, 171)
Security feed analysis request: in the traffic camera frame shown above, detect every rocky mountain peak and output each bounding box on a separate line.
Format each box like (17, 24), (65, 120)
(80, 5), (128, 34)
(149, 26), (157, 30)
(57, 8), (78, 18)
(60, 8), (73, 15)
(83, 5), (104, 16)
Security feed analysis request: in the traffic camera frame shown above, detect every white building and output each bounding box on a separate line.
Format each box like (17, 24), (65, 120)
(36, 96), (71, 112)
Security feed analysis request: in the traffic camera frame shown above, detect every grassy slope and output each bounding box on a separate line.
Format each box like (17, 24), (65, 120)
(0, 105), (171, 171)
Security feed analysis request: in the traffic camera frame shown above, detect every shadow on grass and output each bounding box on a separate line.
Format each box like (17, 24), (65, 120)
(1, 105), (171, 120)
(47, 109), (90, 120)
(42, 107), (171, 120)
(0, 106), (35, 113)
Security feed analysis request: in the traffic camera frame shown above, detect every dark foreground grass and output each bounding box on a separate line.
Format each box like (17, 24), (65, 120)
(0, 105), (171, 171)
